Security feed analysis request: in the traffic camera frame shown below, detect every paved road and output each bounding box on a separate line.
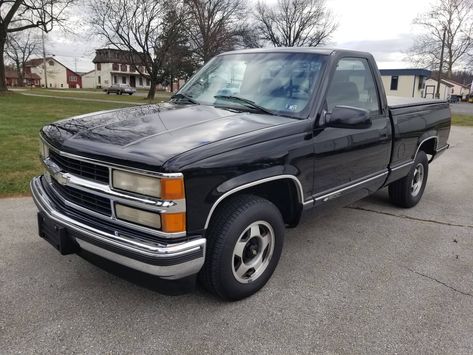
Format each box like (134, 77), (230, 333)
(1, 127), (473, 354)
(450, 102), (473, 115)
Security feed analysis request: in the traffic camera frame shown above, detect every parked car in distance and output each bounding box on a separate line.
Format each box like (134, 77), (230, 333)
(105, 83), (136, 95)
(31, 48), (451, 301)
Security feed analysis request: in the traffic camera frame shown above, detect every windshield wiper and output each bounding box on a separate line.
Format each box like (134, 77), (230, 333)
(170, 92), (199, 105)
(214, 95), (274, 115)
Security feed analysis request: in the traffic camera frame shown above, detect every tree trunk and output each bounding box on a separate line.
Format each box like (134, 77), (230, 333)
(15, 59), (24, 87)
(147, 78), (157, 100)
(0, 33), (8, 92)
(170, 72), (174, 92)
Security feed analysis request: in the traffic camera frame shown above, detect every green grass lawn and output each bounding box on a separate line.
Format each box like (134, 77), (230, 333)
(0, 93), (133, 197)
(452, 114), (473, 127)
(1, 91), (472, 198)
(22, 88), (171, 104)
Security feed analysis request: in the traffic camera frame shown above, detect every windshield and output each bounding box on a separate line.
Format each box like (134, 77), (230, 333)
(177, 52), (327, 119)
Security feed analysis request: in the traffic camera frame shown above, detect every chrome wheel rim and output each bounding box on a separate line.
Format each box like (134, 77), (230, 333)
(410, 163), (424, 197)
(232, 221), (275, 284)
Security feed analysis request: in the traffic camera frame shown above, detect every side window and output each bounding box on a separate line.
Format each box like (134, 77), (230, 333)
(390, 76), (399, 90)
(326, 58), (380, 113)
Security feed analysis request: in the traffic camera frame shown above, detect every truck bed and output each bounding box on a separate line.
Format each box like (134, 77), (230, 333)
(387, 96), (448, 109)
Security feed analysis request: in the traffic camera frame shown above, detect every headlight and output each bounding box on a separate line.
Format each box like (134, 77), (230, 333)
(39, 140), (49, 159)
(112, 170), (161, 197)
(112, 170), (185, 200)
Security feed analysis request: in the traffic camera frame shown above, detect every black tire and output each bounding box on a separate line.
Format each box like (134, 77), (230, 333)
(199, 194), (285, 301)
(129, 93), (133, 95)
(106, 91), (110, 95)
(389, 150), (429, 208)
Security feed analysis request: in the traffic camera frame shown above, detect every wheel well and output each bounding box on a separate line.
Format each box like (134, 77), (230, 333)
(417, 137), (437, 160)
(209, 179), (303, 229)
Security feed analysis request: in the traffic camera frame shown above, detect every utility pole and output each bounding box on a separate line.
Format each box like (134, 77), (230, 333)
(41, 31), (48, 88)
(435, 27), (446, 99)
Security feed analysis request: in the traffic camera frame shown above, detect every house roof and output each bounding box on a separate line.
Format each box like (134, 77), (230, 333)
(441, 78), (471, 88)
(93, 48), (148, 65)
(25, 56), (80, 76)
(379, 69), (432, 77)
(80, 69), (95, 76)
(5, 69), (41, 80)
(427, 78), (454, 87)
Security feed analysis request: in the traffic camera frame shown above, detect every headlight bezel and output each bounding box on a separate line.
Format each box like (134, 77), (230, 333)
(39, 140), (49, 159)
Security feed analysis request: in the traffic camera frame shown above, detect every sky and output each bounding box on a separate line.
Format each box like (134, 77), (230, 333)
(44, 0), (434, 73)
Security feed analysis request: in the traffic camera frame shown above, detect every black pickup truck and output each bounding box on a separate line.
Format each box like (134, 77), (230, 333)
(31, 48), (450, 300)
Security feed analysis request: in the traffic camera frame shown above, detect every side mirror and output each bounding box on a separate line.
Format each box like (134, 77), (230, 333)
(325, 106), (372, 129)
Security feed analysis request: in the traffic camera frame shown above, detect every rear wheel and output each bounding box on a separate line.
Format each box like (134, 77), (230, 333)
(389, 150), (429, 208)
(199, 195), (284, 301)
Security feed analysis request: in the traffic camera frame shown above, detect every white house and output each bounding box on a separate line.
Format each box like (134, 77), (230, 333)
(380, 69), (431, 98)
(91, 48), (151, 89)
(25, 57), (82, 89)
(423, 78), (454, 100)
(441, 78), (471, 100)
(80, 69), (97, 89)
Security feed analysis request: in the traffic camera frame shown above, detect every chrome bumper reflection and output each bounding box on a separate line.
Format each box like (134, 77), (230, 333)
(30, 176), (206, 280)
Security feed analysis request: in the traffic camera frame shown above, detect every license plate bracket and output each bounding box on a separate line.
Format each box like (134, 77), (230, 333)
(37, 213), (79, 255)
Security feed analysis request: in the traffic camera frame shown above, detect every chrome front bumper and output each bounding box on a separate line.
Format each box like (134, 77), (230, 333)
(30, 176), (206, 280)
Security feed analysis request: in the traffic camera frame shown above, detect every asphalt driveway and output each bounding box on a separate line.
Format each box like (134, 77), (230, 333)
(450, 102), (473, 115)
(1, 127), (472, 354)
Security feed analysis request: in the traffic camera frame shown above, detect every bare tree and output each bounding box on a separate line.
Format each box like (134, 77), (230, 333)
(0, 0), (74, 92)
(408, 0), (473, 77)
(254, 0), (337, 47)
(5, 30), (40, 86)
(89, 0), (186, 99)
(184, 0), (253, 63)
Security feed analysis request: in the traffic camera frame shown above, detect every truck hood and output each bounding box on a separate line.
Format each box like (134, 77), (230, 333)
(42, 103), (295, 171)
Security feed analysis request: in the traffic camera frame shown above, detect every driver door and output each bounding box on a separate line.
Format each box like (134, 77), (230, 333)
(312, 57), (391, 206)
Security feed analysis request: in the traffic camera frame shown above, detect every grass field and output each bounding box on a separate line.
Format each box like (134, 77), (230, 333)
(0, 93), (133, 197)
(19, 88), (171, 104)
(452, 114), (473, 126)
(0, 91), (472, 197)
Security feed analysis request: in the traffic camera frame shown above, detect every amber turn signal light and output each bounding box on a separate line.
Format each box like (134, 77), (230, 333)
(161, 212), (186, 233)
(161, 178), (185, 200)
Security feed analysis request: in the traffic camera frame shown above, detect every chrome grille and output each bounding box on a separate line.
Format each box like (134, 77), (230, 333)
(51, 179), (112, 216)
(49, 150), (109, 183)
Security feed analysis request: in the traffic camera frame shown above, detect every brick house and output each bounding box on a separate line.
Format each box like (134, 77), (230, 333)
(4, 68), (41, 87)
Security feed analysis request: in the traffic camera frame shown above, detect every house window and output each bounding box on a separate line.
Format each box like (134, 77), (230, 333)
(97, 63), (101, 71)
(98, 75), (101, 84)
(139, 77), (143, 86)
(113, 75), (117, 84)
(122, 76), (126, 84)
(69, 76), (77, 82)
(418, 76), (425, 90)
(146, 78), (150, 86)
(390, 76), (399, 91)
(61, 84), (63, 87)
(48, 60), (54, 66)
(130, 65), (136, 72)
(112, 63), (119, 71)
(121, 64), (127, 72)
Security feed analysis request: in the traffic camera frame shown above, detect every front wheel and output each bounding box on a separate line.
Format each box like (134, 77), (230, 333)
(389, 150), (429, 208)
(199, 195), (284, 301)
